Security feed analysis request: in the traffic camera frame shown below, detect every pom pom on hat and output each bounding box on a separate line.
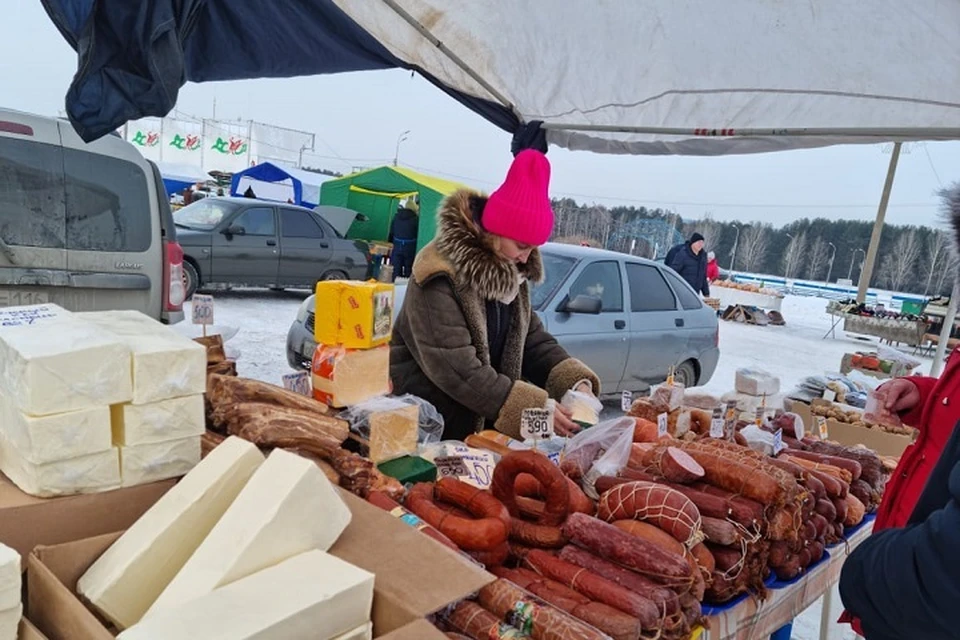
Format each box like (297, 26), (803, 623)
(482, 150), (554, 245)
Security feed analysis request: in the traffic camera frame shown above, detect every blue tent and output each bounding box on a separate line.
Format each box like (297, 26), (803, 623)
(229, 162), (330, 207)
(156, 161), (209, 198)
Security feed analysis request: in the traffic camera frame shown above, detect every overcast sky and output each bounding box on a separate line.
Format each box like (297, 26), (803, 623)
(5, 0), (957, 228)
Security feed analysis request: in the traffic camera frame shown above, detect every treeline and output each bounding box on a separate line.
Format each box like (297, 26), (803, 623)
(549, 198), (956, 296)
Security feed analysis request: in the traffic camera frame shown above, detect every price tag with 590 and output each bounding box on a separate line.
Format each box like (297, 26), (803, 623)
(521, 408), (554, 441)
(191, 294), (214, 325)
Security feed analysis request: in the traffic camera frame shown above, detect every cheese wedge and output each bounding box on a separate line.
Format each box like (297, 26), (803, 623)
(118, 550), (373, 640)
(0, 438), (120, 497)
(0, 315), (132, 416)
(0, 391), (111, 464)
(0, 604), (20, 640)
(147, 448), (352, 615)
(111, 395), (205, 447)
(78, 437), (265, 629)
(79, 310), (207, 405)
(120, 436), (201, 488)
(333, 622), (373, 640)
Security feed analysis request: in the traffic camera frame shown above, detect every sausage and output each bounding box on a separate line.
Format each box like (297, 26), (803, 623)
(524, 550), (660, 626)
(676, 442), (793, 506)
(850, 478), (874, 509)
(405, 481), (508, 551)
(597, 480), (704, 547)
(784, 449), (863, 480)
(611, 520), (686, 557)
(466, 540), (510, 567)
(706, 544), (743, 574)
(632, 418), (662, 443)
(691, 483), (767, 530)
(561, 512), (693, 586)
(478, 578), (609, 640)
(633, 445), (705, 484)
(690, 542), (716, 575)
(814, 498), (837, 522)
(767, 506), (800, 542)
(446, 601), (523, 640)
(490, 566), (539, 589)
(437, 477), (512, 527)
(367, 491), (461, 551)
(803, 472), (827, 501)
(773, 555), (801, 581)
(510, 518), (568, 549)
(508, 541), (537, 561)
(832, 495), (849, 524)
(700, 516), (739, 546)
(493, 450), (571, 526)
(515, 474), (595, 516)
(809, 540), (825, 564)
(464, 433), (516, 458)
(844, 493), (866, 526)
(766, 456), (806, 480)
(810, 513), (829, 540)
(768, 541), (791, 567)
(797, 546), (812, 568)
(800, 519), (817, 542)
(565, 602), (642, 640)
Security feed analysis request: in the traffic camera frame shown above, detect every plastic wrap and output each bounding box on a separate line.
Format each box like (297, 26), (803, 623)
(739, 424), (777, 456)
(311, 344), (391, 408)
(734, 368), (780, 397)
(341, 394), (443, 463)
(561, 390), (603, 427)
(560, 417), (635, 499)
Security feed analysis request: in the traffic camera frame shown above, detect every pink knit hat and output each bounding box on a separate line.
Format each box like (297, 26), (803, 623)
(482, 150), (554, 245)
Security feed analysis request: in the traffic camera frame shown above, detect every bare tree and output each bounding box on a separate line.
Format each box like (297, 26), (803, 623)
(923, 231), (951, 295)
(684, 213), (723, 253)
(737, 224), (771, 273)
(878, 230), (921, 291)
(781, 231), (808, 278)
(806, 237), (831, 281)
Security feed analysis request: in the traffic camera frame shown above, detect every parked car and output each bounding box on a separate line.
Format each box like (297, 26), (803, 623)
(0, 108), (185, 322)
(173, 198), (370, 297)
(287, 243), (719, 393)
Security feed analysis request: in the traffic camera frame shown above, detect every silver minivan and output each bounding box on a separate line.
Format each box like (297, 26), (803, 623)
(0, 109), (185, 322)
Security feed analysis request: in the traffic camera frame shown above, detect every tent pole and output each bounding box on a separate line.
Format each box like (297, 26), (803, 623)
(857, 142), (901, 303)
(538, 124), (960, 138)
(931, 280), (960, 377)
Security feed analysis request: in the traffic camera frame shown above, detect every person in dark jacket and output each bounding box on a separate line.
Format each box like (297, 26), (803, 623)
(665, 233), (710, 296)
(391, 150), (600, 441)
(389, 196), (420, 280)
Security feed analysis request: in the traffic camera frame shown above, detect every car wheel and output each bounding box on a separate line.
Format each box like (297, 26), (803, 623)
(182, 261), (199, 300)
(319, 270), (348, 282)
(674, 360), (698, 387)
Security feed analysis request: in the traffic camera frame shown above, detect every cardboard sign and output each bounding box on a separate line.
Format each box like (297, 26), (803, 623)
(461, 451), (497, 489)
(657, 413), (669, 438)
(281, 371), (311, 396)
(435, 455), (469, 479)
(191, 294), (214, 325)
(710, 407), (724, 438)
(621, 390), (633, 413)
(816, 416), (829, 439)
(772, 428), (785, 454)
(521, 408), (554, 441)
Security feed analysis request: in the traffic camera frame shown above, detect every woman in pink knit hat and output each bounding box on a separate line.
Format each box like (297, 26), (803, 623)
(391, 150), (600, 441)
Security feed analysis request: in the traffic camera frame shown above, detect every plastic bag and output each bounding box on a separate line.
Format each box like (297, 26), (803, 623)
(740, 424), (776, 456)
(863, 387), (903, 428)
(340, 394), (444, 463)
(877, 344), (921, 369)
(561, 389), (603, 427)
(559, 417), (635, 499)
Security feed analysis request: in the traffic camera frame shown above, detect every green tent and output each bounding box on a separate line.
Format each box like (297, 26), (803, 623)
(319, 166), (468, 252)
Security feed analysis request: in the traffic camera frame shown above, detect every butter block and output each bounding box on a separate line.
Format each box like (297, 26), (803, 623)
(119, 550), (373, 640)
(0, 391), (111, 464)
(0, 315), (132, 416)
(79, 310), (207, 405)
(111, 395), (205, 447)
(78, 437), (265, 629)
(0, 303), (72, 328)
(0, 542), (19, 596)
(0, 437), (120, 497)
(333, 622), (373, 640)
(368, 404), (419, 463)
(314, 280), (394, 349)
(0, 604), (21, 640)
(121, 436), (201, 488)
(312, 345), (390, 408)
(148, 449), (352, 615)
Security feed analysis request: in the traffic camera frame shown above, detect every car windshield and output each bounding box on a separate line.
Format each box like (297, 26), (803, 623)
(174, 199), (236, 230)
(531, 251), (577, 309)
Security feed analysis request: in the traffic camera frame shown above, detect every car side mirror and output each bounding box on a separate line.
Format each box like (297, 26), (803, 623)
(223, 225), (245, 238)
(559, 294), (602, 315)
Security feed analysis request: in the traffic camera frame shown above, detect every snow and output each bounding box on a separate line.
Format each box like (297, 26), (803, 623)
(182, 289), (926, 640)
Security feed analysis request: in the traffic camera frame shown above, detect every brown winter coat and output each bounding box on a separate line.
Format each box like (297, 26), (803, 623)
(391, 189), (600, 441)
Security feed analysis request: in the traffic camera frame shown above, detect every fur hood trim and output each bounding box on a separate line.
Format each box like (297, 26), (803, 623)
(944, 184), (960, 256)
(413, 189), (544, 301)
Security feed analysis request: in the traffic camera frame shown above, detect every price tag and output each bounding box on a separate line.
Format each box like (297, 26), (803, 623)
(435, 455), (469, 478)
(621, 390), (633, 413)
(823, 388), (837, 403)
(816, 416), (829, 439)
(521, 408), (554, 441)
(282, 371), (311, 396)
(710, 407), (724, 438)
(657, 413), (669, 438)
(724, 400), (738, 440)
(191, 294), (214, 325)
(462, 451), (497, 489)
(754, 405), (764, 426)
(772, 428), (785, 454)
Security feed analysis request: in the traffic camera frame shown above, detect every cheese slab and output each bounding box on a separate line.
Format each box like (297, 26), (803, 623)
(77, 437), (265, 629)
(333, 622), (373, 640)
(0, 543), (19, 596)
(0, 303), (71, 328)
(312, 345), (390, 408)
(368, 404), (419, 463)
(0, 604), (20, 640)
(0, 439), (120, 497)
(111, 395), (205, 447)
(148, 448), (352, 615)
(120, 436), (201, 488)
(0, 392), (111, 464)
(120, 550), (373, 640)
(79, 310), (207, 405)
(0, 314), (132, 416)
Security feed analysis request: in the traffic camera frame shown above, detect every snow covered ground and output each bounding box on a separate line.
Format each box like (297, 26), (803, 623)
(182, 290), (927, 639)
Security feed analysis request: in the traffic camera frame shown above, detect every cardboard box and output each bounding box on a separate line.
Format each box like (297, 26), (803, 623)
(26, 488), (492, 639)
(377, 619), (448, 640)
(0, 473), (175, 560)
(783, 398), (915, 457)
(20, 618), (49, 640)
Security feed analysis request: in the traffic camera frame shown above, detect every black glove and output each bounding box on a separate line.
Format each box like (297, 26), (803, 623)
(511, 120), (548, 156)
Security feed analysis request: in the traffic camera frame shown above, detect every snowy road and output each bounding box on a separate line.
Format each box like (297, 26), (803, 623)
(183, 289), (928, 640)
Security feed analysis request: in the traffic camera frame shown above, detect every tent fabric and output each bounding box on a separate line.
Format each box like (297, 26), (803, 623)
(229, 162), (330, 206)
(156, 161), (208, 198)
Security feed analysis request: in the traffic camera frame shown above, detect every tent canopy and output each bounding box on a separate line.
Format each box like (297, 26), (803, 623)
(320, 165), (466, 251)
(229, 162), (332, 206)
(156, 161), (209, 197)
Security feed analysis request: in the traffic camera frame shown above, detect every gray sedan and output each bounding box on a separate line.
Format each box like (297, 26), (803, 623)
(287, 243), (719, 394)
(174, 198), (370, 298)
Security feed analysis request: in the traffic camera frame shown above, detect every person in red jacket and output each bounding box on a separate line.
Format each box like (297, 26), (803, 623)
(706, 251), (720, 282)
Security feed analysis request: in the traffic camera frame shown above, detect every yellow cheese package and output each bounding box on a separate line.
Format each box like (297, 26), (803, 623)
(313, 281), (395, 349)
(339, 394), (443, 463)
(311, 344), (391, 408)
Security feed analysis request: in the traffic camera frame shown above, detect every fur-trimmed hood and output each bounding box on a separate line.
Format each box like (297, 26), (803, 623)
(413, 189), (544, 302)
(944, 183), (960, 256)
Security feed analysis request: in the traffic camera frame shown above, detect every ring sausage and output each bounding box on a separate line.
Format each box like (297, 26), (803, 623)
(515, 474), (595, 516)
(405, 480), (508, 551)
(466, 540), (510, 567)
(510, 518), (568, 549)
(493, 450), (571, 526)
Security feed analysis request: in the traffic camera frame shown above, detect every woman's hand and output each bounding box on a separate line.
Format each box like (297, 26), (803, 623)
(553, 403), (581, 437)
(879, 378), (920, 413)
(575, 381), (594, 395)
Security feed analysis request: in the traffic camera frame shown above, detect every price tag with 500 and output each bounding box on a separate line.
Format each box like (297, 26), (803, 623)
(521, 407), (554, 441)
(192, 294), (214, 325)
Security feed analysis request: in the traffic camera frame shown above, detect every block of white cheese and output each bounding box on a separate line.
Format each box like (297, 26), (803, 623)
(111, 394), (205, 447)
(734, 367), (781, 397)
(119, 550), (373, 640)
(0, 436), (120, 497)
(77, 437), (265, 629)
(0, 585), (17, 612)
(0, 314), (132, 416)
(120, 436), (201, 488)
(0, 391), (111, 464)
(312, 345), (390, 408)
(333, 622), (373, 640)
(0, 543), (19, 610)
(0, 303), (72, 328)
(0, 604), (21, 639)
(147, 448), (352, 615)
(368, 403), (419, 463)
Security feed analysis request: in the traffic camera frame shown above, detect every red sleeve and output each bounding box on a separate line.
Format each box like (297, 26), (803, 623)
(899, 375), (938, 429)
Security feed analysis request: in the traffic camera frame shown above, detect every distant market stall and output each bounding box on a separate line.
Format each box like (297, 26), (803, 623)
(823, 300), (930, 346)
(229, 162), (334, 207)
(156, 161), (209, 197)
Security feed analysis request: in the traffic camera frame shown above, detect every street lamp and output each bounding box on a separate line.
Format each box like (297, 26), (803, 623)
(393, 130), (411, 167)
(729, 224), (741, 274)
(826, 242), (837, 283)
(847, 248), (865, 281)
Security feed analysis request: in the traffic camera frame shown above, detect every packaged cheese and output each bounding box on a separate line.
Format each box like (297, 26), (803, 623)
(78, 437), (265, 629)
(111, 395), (205, 446)
(79, 310), (207, 405)
(0, 314), (132, 416)
(735, 368), (780, 397)
(0, 391), (111, 464)
(148, 448), (352, 615)
(120, 436), (201, 487)
(0, 437), (120, 497)
(312, 345), (390, 408)
(314, 280), (394, 349)
(340, 395), (442, 463)
(119, 550), (374, 640)
(561, 390), (603, 428)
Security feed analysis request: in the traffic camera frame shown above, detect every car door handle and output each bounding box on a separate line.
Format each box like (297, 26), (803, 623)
(675, 318), (684, 327)
(266, 239), (277, 246)
(614, 320), (626, 330)
(319, 242), (329, 248)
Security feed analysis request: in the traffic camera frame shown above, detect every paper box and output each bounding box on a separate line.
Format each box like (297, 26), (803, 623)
(26, 489), (492, 640)
(314, 281), (394, 349)
(0, 473), (174, 560)
(21, 618), (49, 640)
(377, 619), (448, 640)
(782, 398), (914, 457)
